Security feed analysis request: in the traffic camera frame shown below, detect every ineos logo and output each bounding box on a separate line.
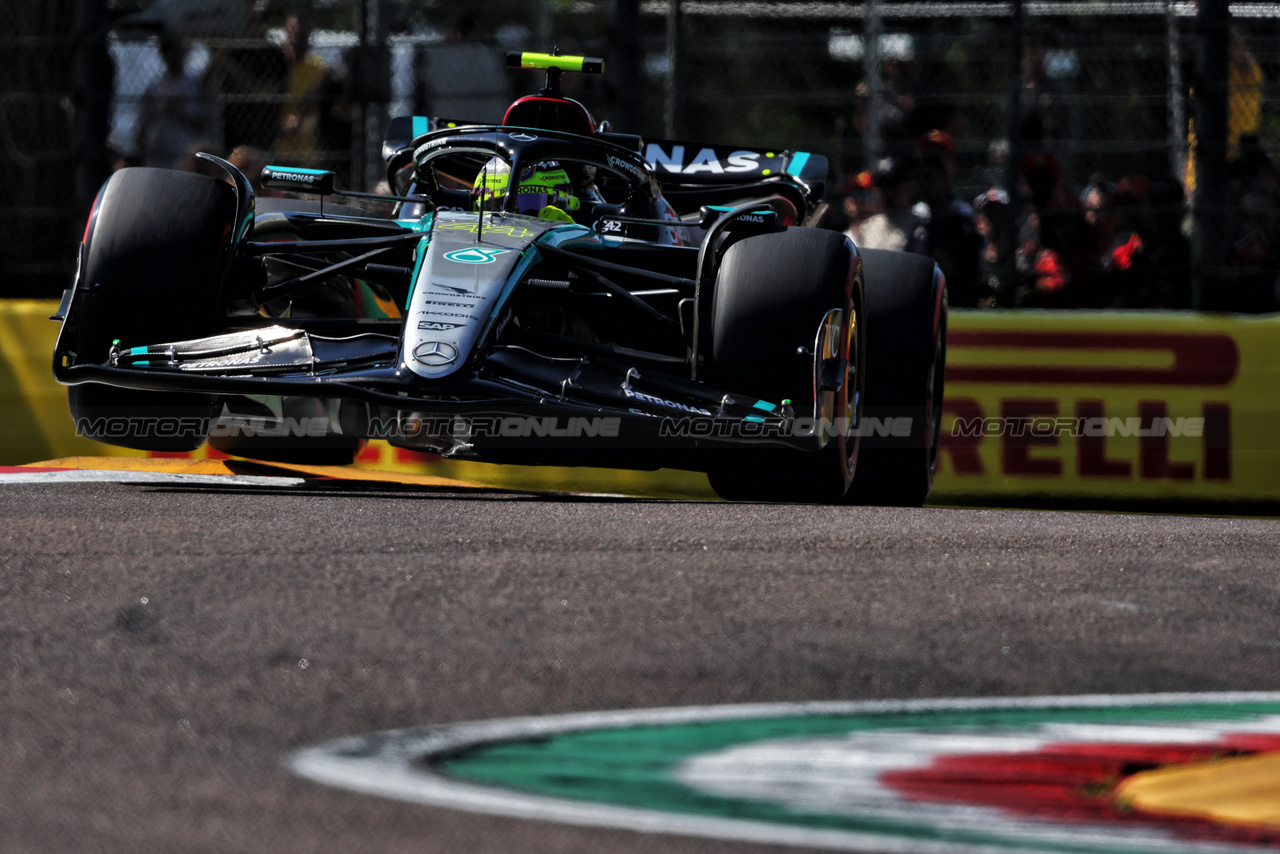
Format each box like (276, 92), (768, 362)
(413, 341), (459, 366)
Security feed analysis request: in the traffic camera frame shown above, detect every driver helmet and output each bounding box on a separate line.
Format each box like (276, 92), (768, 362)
(473, 157), (581, 222)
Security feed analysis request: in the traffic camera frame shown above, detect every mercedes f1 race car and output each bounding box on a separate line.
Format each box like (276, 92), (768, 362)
(52, 51), (946, 505)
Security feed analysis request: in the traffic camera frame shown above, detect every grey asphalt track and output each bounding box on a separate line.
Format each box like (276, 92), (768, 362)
(3, 478), (1279, 853)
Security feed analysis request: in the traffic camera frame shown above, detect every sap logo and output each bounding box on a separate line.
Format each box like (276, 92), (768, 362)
(645, 144), (761, 175)
(417, 321), (462, 331)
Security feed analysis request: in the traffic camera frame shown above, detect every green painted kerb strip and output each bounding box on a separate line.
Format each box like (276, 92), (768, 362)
(439, 702), (1280, 854)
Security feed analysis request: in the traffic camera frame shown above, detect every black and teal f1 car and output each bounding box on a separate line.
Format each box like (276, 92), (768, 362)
(52, 51), (946, 504)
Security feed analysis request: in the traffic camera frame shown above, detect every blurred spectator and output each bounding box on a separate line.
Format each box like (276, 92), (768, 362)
(973, 188), (1014, 306)
(857, 158), (927, 253)
(228, 145), (285, 198)
(840, 171), (882, 246)
(915, 146), (982, 306)
(137, 34), (213, 169)
(915, 130), (962, 184)
(976, 138), (1011, 195)
(276, 14), (331, 161)
(853, 46), (919, 159)
(1014, 152), (1110, 308)
(181, 141), (225, 179)
(203, 0), (287, 153)
(1083, 180), (1121, 262)
(1222, 188), (1280, 313)
(1089, 180), (1149, 306)
(1229, 137), (1278, 199)
(1145, 179), (1192, 309)
(1106, 177), (1192, 309)
(1016, 27), (1068, 153)
(1184, 27), (1265, 196)
(317, 48), (356, 180)
(1228, 27), (1264, 161)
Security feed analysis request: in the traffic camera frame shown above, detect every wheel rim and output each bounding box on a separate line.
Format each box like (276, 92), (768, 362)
(813, 298), (861, 481)
(924, 292), (948, 476)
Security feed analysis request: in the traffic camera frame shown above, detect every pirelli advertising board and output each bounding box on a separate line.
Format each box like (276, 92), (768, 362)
(934, 310), (1280, 503)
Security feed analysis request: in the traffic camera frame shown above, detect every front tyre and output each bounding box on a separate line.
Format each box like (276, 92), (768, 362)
(68, 168), (236, 451)
(705, 228), (863, 503)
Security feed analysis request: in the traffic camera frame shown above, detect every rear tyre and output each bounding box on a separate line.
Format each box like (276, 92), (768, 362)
(705, 228), (862, 503)
(842, 249), (947, 507)
(68, 168), (236, 451)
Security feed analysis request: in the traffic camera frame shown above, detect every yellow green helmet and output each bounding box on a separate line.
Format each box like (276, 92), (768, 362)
(473, 157), (581, 219)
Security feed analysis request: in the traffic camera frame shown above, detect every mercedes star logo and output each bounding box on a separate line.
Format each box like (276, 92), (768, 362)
(510, 132), (538, 141)
(413, 340), (459, 366)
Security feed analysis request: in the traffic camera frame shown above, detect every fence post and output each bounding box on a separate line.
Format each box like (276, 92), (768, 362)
(999, 0), (1024, 300)
(863, 0), (883, 167)
(1165, 0), (1186, 187)
(1191, 0), (1229, 310)
(609, 0), (643, 134)
(664, 0), (681, 138)
(357, 0), (390, 191)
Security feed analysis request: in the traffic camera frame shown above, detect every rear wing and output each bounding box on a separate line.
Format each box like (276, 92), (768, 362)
(383, 114), (644, 160)
(382, 116), (827, 202)
(382, 116), (476, 162)
(642, 138), (827, 196)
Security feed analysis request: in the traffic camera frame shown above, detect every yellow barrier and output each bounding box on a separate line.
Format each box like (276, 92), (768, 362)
(936, 311), (1280, 502)
(0, 301), (144, 464)
(6, 300), (1279, 502)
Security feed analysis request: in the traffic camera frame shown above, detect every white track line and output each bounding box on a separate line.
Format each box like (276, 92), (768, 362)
(0, 470), (305, 487)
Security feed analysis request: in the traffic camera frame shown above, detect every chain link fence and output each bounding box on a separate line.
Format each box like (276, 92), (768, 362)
(4, 0), (1280, 311)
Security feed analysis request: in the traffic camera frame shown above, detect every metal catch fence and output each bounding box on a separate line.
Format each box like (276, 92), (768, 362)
(3, 0), (1279, 312)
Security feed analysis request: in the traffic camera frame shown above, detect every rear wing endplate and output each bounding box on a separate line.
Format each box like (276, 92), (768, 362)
(382, 115), (481, 162)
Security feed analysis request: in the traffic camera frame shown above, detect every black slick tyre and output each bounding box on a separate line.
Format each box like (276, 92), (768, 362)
(705, 228), (863, 503)
(68, 168), (236, 451)
(842, 248), (947, 507)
